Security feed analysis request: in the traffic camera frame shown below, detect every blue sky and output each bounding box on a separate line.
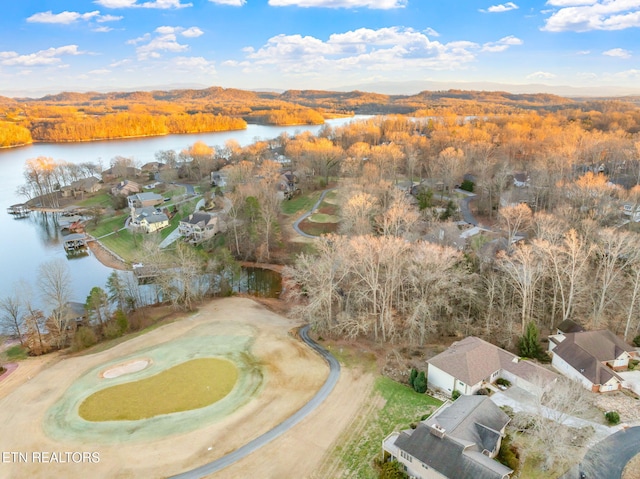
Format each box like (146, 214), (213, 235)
(0, 0), (639, 96)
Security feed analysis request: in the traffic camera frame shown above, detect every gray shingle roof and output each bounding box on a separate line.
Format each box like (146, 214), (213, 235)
(394, 396), (512, 479)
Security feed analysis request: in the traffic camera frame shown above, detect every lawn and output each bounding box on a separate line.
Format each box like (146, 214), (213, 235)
(1, 344), (28, 361)
(79, 358), (238, 421)
(335, 376), (442, 478)
(308, 213), (340, 223)
(75, 193), (113, 208)
(281, 190), (322, 215)
(86, 213), (128, 238)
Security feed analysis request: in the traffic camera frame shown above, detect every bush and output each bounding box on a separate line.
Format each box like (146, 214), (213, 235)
(0, 365), (5, 375)
(497, 435), (520, 472)
(496, 378), (511, 387)
(605, 411), (620, 425)
(413, 371), (428, 393)
(629, 359), (640, 371)
(114, 310), (129, 335)
(102, 321), (123, 340)
(633, 335), (640, 347)
(409, 368), (418, 389)
(375, 459), (408, 479)
(452, 390), (461, 400)
(71, 327), (98, 352)
(460, 179), (475, 192)
(476, 388), (489, 395)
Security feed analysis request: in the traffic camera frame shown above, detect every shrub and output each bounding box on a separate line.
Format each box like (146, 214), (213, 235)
(497, 435), (520, 472)
(605, 411), (620, 425)
(629, 359), (640, 371)
(518, 322), (544, 359)
(375, 459), (408, 479)
(452, 389), (461, 400)
(633, 335), (640, 347)
(71, 327), (98, 352)
(114, 310), (129, 335)
(0, 365), (5, 375)
(102, 321), (123, 340)
(460, 179), (475, 192)
(409, 368), (418, 389)
(496, 378), (511, 387)
(413, 371), (428, 393)
(476, 388), (489, 395)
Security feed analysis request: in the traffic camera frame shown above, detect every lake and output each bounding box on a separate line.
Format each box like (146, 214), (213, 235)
(0, 117), (364, 313)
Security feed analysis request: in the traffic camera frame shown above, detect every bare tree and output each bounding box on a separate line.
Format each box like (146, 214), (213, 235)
(0, 291), (25, 345)
(38, 259), (73, 349)
(498, 203), (533, 250)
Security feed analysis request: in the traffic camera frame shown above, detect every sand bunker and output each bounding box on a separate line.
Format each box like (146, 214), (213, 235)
(101, 359), (150, 379)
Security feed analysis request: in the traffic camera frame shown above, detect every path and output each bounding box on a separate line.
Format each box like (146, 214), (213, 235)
(169, 324), (340, 479)
(292, 188), (335, 239)
(560, 426), (640, 479)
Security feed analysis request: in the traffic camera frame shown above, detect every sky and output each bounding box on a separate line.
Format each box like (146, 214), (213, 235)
(0, 0), (639, 96)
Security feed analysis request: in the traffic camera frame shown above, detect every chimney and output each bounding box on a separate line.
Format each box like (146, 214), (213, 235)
(430, 423), (446, 438)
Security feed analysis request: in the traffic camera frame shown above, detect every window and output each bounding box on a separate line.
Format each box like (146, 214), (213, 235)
(400, 451), (413, 463)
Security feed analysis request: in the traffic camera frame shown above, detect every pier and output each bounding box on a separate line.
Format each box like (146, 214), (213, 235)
(63, 233), (88, 253)
(6, 204), (30, 218)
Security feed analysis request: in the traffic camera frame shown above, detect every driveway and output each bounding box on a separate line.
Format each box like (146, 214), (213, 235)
(490, 387), (615, 445)
(561, 426), (640, 479)
(618, 370), (640, 396)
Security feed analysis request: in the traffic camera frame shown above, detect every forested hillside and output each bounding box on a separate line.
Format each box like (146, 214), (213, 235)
(1, 85), (640, 147)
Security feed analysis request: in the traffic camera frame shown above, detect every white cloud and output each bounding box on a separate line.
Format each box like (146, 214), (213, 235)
(227, 27), (521, 77)
(542, 1), (640, 32)
(95, 0), (192, 9)
(89, 69), (111, 74)
(130, 26), (201, 59)
(481, 35), (523, 52)
(425, 27), (440, 37)
(26, 10), (122, 24)
(173, 56), (216, 73)
(0, 45), (82, 66)
(481, 2), (519, 13)
(603, 47), (632, 58)
(182, 27), (204, 37)
(208, 0), (246, 5)
(526, 71), (557, 79)
(93, 26), (114, 32)
(268, 0), (407, 9)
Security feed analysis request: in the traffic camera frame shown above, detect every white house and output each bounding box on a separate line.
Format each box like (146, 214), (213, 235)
(127, 192), (164, 209)
(548, 329), (636, 393)
(427, 336), (558, 397)
(383, 396), (512, 479)
(178, 212), (221, 244)
(622, 203), (640, 222)
(130, 207), (169, 234)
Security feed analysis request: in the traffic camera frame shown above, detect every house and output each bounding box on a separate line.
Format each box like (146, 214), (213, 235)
(61, 176), (102, 198)
(101, 166), (141, 182)
(512, 172), (530, 188)
(383, 395), (512, 479)
(129, 207), (170, 234)
(555, 319), (585, 335)
(277, 171), (301, 200)
(622, 203), (640, 222)
(548, 329), (636, 392)
(178, 212), (220, 244)
(211, 170), (228, 188)
(140, 161), (166, 173)
(127, 192), (164, 209)
(427, 336), (558, 397)
(111, 180), (140, 196)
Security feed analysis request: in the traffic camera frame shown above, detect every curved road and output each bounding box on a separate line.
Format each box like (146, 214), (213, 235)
(292, 188), (335, 239)
(566, 426), (640, 479)
(169, 324), (340, 479)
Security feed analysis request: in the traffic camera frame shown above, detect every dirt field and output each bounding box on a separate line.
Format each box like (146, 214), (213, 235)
(0, 297), (373, 479)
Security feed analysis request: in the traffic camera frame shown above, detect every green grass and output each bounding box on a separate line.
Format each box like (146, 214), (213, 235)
(2, 344), (28, 361)
(336, 376), (442, 478)
(75, 193), (113, 208)
(309, 213), (340, 223)
(79, 358), (238, 421)
(86, 213), (128, 238)
(281, 190), (322, 215)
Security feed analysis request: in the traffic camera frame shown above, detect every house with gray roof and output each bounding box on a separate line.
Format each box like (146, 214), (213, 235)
(127, 192), (164, 209)
(383, 395), (512, 479)
(427, 336), (558, 397)
(178, 212), (220, 244)
(548, 329), (636, 392)
(129, 207), (169, 234)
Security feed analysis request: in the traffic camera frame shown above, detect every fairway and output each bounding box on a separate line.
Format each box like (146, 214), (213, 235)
(79, 358), (238, 421)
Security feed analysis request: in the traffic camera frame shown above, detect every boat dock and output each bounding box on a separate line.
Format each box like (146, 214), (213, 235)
(63, 233), (89, 252)
(7, 204), (30, 218)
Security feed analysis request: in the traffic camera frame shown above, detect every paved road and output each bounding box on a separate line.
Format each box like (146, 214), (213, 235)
(561, 426), (640, 479)
(292, 188), (335, 239)
(169, 324), (341, 479)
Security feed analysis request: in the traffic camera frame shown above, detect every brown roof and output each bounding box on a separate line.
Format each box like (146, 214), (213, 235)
(428, 336), (558, 386)
(552, 330), (634, 385)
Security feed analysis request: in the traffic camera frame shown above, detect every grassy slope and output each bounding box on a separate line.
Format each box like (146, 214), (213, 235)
(336, 376), (442, 478)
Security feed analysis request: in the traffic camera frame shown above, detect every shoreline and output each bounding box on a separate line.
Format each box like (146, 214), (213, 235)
(87, 241), (129, 271)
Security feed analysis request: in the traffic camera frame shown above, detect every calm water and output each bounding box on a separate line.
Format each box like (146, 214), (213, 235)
(0, 117), (363, 308)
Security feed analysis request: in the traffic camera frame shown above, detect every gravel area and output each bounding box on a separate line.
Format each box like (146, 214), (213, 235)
(594, 390), (640, 422)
